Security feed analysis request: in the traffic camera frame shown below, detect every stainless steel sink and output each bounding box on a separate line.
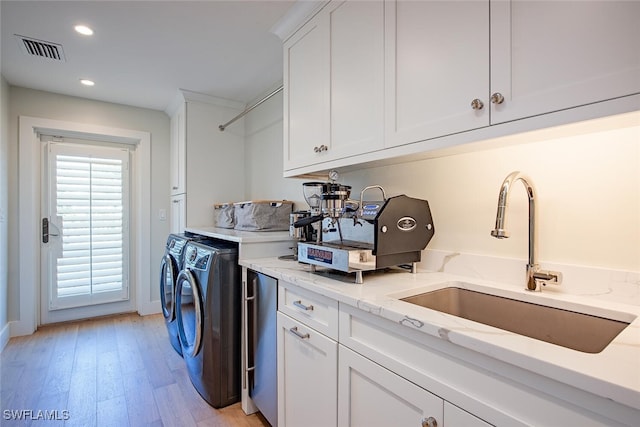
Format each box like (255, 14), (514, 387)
(401, 287), (632, 353)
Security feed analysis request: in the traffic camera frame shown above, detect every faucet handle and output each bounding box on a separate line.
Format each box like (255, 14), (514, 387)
(532, 269), (562, 291)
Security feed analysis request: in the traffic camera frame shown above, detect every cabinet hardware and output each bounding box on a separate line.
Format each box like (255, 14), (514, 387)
(313, 144), (328, 153)
(293, 300), (314, 311)
(289, 326), (310, 340)
(172, 200), (180, 204)
(470, 99), (484, 110)
(490, 92), (505, 104)
(421, 417), (438, 427)
(172, 186), (179, 190)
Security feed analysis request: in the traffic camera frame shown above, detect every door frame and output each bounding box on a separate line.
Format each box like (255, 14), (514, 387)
(15, 116), (152, 335)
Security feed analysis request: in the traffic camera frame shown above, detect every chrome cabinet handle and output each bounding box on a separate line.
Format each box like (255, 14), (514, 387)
(313, 144), (328, 153)
(293, 300), (313, 311)
(421, 417), (438, 427)
(289, 326), (310, 340)
(490, 92), (505, 104)
(470, 99), (484, 110)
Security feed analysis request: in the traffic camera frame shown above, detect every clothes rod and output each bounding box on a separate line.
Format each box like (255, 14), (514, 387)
(218, 85), (283, 131)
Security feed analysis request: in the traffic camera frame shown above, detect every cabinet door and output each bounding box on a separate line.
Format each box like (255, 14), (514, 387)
(169, 102), (186, 195)
(338, 345), (443, 427)
(283, 11), (330, 170)
(170, 193), (185, 233)
(490, 0), (640, 124)
(277, 312), (338, 427)
(445, 402), (492, 427)
(385, 0), (489, 148)
(328, 0), (384, 159)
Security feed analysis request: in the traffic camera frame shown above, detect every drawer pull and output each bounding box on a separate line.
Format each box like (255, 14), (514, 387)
(290, 326), (310, 340)
(293, 300), (314, 311)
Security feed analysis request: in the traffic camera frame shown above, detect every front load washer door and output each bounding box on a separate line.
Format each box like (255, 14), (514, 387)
(176, 269), (203, 358)
(160, 254), (179, 320)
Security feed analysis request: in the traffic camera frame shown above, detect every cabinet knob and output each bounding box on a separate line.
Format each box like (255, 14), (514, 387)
(470, 99), (484, 110)
(490, 92), (505, 104)
(421, 417), (438, 427)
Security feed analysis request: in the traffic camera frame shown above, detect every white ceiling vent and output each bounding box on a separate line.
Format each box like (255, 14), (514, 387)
(14, 34), (66, 62)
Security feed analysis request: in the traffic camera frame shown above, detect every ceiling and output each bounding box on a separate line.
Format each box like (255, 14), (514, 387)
(1, 0), (297, 112)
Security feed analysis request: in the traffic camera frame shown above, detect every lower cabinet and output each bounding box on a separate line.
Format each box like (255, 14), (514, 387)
(338, 345), (489, 427)
(276, 282), (637, 426)
(276, 312), (338, 427)
(276, 280), (340, 427)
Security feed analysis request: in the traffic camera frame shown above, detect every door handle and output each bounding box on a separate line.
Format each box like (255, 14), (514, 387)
(42, 217), (60, 243)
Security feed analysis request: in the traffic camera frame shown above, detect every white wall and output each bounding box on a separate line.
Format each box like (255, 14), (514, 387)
(244, 92), (303, 205)
(0, 75), (9, 347)
(244, 93), (640, 276)
(7, 86), (170, 325)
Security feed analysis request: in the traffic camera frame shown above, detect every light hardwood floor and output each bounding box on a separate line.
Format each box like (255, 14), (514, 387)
(0, 313), (269, 427)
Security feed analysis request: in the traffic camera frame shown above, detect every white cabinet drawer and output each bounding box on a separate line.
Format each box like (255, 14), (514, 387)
(277, 312), (338, 427)
(278, 282), (339, 340)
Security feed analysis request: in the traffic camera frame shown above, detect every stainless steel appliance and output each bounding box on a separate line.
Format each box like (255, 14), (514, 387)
(245, 270), (278, 426)
(296, 178), (435, 283)
(175, 240), (241, 408)
(160, 233), (207, 356)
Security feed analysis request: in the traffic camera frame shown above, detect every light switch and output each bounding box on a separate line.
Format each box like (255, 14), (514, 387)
(159, 209), (166, 221)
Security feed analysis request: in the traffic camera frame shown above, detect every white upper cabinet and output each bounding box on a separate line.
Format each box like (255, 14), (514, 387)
(328, 0), (384, 160)
(284, 11), (330, 170)
(281, 0), (640, 176)
(385, 0), (490, 148)
(283, 0), (385, 171)
(490, 0), (640, 124)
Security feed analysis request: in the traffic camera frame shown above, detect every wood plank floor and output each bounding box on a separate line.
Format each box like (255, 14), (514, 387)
(0, 313), (270, 427)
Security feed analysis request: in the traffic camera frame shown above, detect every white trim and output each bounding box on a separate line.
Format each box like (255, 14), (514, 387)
(270, 0), (328, 41)
(0, 321), (10, 353)
(16, 116), (152, 336)
(165, 89), (245, 116)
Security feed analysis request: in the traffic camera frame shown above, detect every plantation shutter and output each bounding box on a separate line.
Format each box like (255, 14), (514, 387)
(47, 142), (130, 309)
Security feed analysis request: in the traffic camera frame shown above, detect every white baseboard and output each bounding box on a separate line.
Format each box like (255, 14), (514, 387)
(0, 322), (10, 353)
(139, 300), (162, 316)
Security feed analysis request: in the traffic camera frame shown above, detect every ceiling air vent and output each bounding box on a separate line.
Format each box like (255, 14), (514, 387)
(14, 34), (66, 62)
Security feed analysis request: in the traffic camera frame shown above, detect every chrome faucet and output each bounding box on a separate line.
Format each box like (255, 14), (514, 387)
(491, 171), (561, 291)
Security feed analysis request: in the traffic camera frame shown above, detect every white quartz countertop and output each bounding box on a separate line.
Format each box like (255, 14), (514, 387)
(239, 257), (640, 411)
(186, 227), (292, 243)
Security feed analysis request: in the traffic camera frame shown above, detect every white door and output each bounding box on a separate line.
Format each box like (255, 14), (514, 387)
(277, 312), (338, 427)
(385, 0), (490, 148)
(338, 345), (443, 427)
(490, 0), (640, 124)
(41, 140), (131, 323)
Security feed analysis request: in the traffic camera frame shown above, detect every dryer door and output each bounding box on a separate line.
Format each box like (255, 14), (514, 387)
(160, 254), (179, 320)
(176, 269), (203, 357)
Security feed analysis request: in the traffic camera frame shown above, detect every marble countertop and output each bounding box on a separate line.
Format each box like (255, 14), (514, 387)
(239, 256), (640, 410)
(186, 226), (292, 243)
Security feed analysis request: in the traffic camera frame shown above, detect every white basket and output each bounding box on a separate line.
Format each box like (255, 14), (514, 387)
(213, 203), (235, 229)
(233, 200), (293, 231)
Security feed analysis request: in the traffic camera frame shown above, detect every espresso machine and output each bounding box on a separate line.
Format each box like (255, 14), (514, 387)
(294, 172), (435, 284)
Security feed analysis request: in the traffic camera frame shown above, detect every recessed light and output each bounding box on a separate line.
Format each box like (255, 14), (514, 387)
(80, 79), (95, 86)
(74, 25), (94, 36)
